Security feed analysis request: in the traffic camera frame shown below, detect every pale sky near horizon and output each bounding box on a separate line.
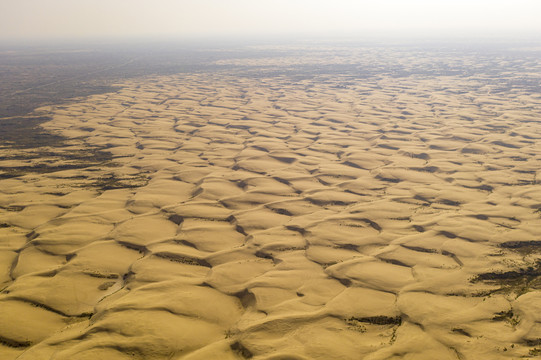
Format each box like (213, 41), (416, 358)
(1, 0), (541, 42)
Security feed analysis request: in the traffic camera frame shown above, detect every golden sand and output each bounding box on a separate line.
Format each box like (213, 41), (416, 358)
(1, 70), (541, 359)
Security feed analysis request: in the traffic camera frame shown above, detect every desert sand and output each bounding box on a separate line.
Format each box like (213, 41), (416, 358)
(1, 60), (541, 359)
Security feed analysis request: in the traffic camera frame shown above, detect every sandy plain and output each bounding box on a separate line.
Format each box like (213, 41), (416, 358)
(1, 51), (541, 359)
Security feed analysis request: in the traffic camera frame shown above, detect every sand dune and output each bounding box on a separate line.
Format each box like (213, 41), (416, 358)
(1, 66), (541, 359)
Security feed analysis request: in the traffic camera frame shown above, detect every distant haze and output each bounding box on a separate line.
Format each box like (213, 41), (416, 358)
(1, 0), (541, 42)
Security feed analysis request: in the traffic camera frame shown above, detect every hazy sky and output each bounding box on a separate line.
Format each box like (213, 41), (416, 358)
(1, 0), (541, 41)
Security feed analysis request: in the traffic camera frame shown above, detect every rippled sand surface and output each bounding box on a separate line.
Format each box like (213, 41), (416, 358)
(1, 52), (541, 359)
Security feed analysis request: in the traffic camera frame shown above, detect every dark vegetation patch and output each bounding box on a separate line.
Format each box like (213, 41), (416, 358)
(5, 205), (25, 212)
(376, 175), (401, 183)
(97, 281), (116, 291)
(377, 144), (400, 150)
(347, 316), (402, 326)
(306, 197), (353, 207)
(500, 241), (541, 254)
(116, 241), (148, 254)
(270, 155), (296, 164)
(153, 252), (211, 267)
(472, 260), (541, 296)
(473, 265), (541, 282)
(254, 250), (275, 261)
(410, 166), (439, 173)
(380, 258), (410, 267)
(452, 328), (472, 337)
(0, 335), (32, 348)
(233, 289), (256, 309)
(438, 199), (461, 207)
(251, 145), (269, 153)
(230, 341), (253, 359)
(89, 173), (149, 191)
(462, 184), (494, 192)
(439, 231), (458, 239)
(83, 271), (119, 279)
(285, 225), (307, 236)
(359, 218), (382, 232)
(272, 176), (291, 186)
(167, 214), (184, 225)
(336, 278), (352, 287)
(235, 225), (248, 236)
(461, 147), (484, 154)
(26, 231), (39, 241)
(492, 141), (520, 149)
(342, 160), (364, 169)
(335, 243), (359, 251)
(526, 339), (541, 347)
(441, 250), (464, 266)
(401, 244), (437, 253)
(411, 152), (430, 160)
(267, 206), (293, 217)
(492, 310), (519, 325)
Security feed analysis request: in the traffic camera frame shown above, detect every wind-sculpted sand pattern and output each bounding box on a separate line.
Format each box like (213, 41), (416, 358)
(1, 69), (541, 359)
